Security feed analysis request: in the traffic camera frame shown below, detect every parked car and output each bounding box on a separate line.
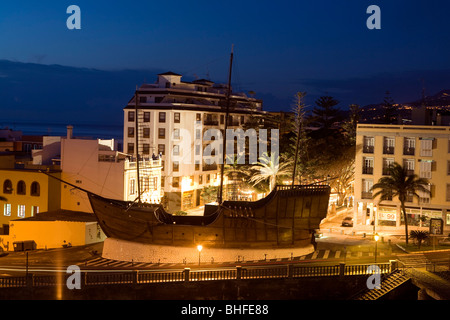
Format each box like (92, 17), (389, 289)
(341, 217), (353, 227)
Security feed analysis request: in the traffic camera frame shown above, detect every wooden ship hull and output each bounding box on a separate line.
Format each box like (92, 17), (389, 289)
(88, 184), (330, 249)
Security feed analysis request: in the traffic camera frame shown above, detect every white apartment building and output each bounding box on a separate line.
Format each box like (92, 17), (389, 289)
(123, 72), (265, 212)
(354, 124), (450, 235)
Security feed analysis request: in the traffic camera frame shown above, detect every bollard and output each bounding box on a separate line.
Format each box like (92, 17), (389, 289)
(183, 268), (190, 282)
(236, 266), (242, 280)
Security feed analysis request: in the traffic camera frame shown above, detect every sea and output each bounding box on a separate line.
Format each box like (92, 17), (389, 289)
(0, 120), (123, 141)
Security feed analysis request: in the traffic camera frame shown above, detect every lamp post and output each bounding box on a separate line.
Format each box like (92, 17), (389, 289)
(197, 245), (203, 266)
(374, 233), (380, 263)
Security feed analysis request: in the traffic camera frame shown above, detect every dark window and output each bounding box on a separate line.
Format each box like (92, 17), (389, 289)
(17, 181), (26, 195)
(128, 127), (134, 138)
(174, 112), (180, 123)
(159, 128), (165, 139)
(196, 113), (201, 122)
(127, 143), (134, 154)
(128, 111), (135, 122)
(3, 180), (12, 194)
(144, 112), (150, 122)
(139, 96), (147, 103)
(143, 128), (150, 138)
(30, 182), (40, 196)
(172, 177), (179, 188)
(143, 144), (150, 155)
(173, 161), (179, 172)
(158, 144), (165, 155)
(159, 112), (166, 123)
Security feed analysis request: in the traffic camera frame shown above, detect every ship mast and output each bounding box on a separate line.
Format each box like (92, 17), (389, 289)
(135, 88), (142, 204)
(217, 44), (234, 204)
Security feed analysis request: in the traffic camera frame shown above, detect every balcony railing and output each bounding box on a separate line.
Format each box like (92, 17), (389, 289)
(383, 147), (394, 155)
(403, 147), (415, 156)
(362, 167), (373, 175)
(361, 192), (373, 199)
(363, 145), (374, 153)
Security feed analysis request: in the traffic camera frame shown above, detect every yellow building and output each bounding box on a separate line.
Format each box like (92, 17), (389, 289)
(0, 167), (61, 234)
(354, 124), (450, 234)
(8, 209), (106, 250)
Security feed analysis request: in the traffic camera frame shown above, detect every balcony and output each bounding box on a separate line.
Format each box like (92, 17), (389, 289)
(361, 192), (373, 199)
(383, 146), (394, 155)
(362, 167), (373, 175)
(382, 167), (391, 176)
(403, 147), (415, 156)
(363, 145), (374, 154)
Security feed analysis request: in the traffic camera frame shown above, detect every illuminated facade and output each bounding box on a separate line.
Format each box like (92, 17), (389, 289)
(123, 72), (265, 212)
(354, 124), (450, 234)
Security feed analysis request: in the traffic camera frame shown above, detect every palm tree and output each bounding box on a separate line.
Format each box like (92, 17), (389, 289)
(249, 152), (291, 191)
(410, 230), (429, 250)
(371, 162), (430, 245)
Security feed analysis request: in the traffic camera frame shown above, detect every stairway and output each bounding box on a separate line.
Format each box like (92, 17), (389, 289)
(354, 270), (411, 300)
(397, 253), (429, 268)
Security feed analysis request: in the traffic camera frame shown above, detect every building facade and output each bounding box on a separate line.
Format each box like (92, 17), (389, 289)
(354, 124), (450, 234)
(123, 72), (265, 212)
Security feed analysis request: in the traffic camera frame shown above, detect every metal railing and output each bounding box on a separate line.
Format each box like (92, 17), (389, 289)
(0, 262), (394, 288)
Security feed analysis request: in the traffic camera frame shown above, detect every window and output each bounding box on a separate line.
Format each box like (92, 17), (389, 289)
(361, 179), (373, 199)
(447, 184), (450, 202)
(404, 137), (415, 155)
(196, 129), (201, 140)
(161, 177), (165, 188)
(448, 160), (450, 175)
(3, 180), (12, 194)
(404, 159), (415, 176)
(174, 112), (180, 123)
(196, 113), (201, 122)
(128, 127), (135, 138)
(220, 115), (224, 125)
(362, 157), (374, 174)
(158, 144), (165, 155)
(420, 138), (433, 157)
(363, 136), (374, 153)
(143, 144), (150, 155)
(128, 111), (135, 122)
(17, 205), (25, 218)
(173, 145), (180, 156)
(199, 175), (203, 184)
(17, 181), (26, 195)
(3, 204), (11, 216)
(195, 161), (200, 171)
(158, 128), (165, 139)
(127, 143), (134, 154)
(139, 96), (147, 103)
(382, 158), (394, 175)
(419, 160), (432, 179)
(159, 112), (166, 123)
(129, 179), (135, 195)
(143, 112), (150, 122)
(172, 177), (179, 188)
(32, 206), (39, 216)
(418, 184), (431, 204)
(195, 145), (201, 156)
(173, 161), (179, 172)
(143, 128), (150, 138)
(173, 129), (180, 140)
(383, 137), (395, 154)
(30, 182), (40, 196)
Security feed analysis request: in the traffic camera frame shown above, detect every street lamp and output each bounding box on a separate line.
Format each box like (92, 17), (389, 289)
(197, 245), (203, 265)
(374, 233), (380, 263)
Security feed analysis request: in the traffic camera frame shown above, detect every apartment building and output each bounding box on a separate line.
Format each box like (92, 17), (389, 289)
(354, 124), (450, 234)
(123, 72), (265, 212)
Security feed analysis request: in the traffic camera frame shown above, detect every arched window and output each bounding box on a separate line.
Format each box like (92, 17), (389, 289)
(30, 182), (40, 196)
(3, 180), (12, 194)
(17, 181), (26, 195)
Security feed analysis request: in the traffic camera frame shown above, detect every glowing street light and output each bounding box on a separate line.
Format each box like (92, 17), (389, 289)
(374, 233), (380, 263)
(197, 245), (203, 265)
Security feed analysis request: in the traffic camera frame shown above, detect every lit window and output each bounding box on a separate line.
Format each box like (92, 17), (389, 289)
(3, 204), (11, 216)
(17, 205), (25, 218)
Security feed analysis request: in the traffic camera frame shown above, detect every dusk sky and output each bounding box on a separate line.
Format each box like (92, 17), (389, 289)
(1, 0), (450, 131)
